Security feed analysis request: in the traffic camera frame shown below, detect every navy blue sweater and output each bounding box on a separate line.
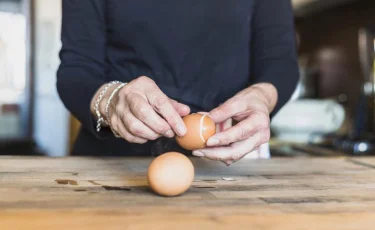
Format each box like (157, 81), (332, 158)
(57, 0), (299, 156)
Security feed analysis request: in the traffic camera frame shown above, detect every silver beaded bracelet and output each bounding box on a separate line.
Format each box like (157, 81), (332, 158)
(95, 81), (121, 132)
(105, 82), (127, 138)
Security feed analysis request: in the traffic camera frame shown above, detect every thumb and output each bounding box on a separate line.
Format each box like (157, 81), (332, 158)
(208, 104), (232, 123)
(209, 100), (242, 123)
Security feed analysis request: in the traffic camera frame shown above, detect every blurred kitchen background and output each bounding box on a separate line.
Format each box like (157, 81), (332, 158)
(1, 0), (375, 157)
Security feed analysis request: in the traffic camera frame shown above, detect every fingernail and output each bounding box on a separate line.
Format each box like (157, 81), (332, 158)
(207, 138), (219, 146)
(176, 124), (187, 136)
(183, 105), (190, 111)
(192, 151), (205, 157)
(165, 130), (174, 138)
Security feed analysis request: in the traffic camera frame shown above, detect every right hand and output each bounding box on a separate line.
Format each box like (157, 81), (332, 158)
(92, 76), (190, 143)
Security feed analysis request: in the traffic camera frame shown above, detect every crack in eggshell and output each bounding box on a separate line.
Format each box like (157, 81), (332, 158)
(199, 114), (207, 143)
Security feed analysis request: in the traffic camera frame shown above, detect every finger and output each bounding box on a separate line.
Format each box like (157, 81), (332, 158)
(146, 89), (187, 136)
(120, 106), (163, 140)
(170, 99), (190, 117)
(118, 125), (148, 144)
(232, 113), (250, 122)
(111, 115), (148, 144)
(125, 93), (174, 138)
(206, 112), (269, 147)
(208, 97), (247, 123)
(192, 132), (267, 164)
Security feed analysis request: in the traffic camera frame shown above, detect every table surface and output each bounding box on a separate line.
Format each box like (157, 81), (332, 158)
(1, 156), (375, 230)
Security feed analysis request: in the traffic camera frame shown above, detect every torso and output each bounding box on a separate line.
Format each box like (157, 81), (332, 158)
(73, 0), (260, 156)
(104, 0), (256, 112)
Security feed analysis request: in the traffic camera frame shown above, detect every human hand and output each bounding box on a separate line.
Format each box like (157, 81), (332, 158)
(92, 76), (190, 143)
(192, 83), (277, 165)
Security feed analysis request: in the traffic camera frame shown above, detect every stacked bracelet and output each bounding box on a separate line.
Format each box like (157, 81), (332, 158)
(95, 81), (121, 132)
(105, 82), (127, 138)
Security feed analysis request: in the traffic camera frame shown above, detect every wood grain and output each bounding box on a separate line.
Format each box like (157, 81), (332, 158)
(0, 156), (375, 229)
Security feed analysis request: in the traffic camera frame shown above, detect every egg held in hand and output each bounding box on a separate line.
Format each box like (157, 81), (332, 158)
(176, 113), (216, 150)
(147, 152), (195, 197)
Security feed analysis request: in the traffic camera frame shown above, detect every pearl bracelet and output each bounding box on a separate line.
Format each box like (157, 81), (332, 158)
(105, 82), (127, 138)
(95, 81), (121, 132)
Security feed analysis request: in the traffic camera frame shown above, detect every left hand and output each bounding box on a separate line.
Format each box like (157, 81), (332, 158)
(192, 83), (277, 165)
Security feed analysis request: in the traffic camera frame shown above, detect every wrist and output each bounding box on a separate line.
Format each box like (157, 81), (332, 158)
(249, 83), (278, 113)
(90, 83), (121, 116)
(90, 81), (122, 131)
(104, 82), (127, 137)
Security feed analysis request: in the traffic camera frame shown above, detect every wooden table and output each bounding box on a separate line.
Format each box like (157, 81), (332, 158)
(1, 156), (375, 229)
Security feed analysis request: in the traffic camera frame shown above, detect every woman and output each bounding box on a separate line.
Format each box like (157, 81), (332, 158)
(57, 0), (299, 165)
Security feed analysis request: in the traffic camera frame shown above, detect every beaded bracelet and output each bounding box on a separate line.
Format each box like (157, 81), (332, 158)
(95, 81), (121, 132)
(105, 82), (127, 138)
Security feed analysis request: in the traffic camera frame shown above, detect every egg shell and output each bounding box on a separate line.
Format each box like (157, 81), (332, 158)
(176, 113), (216, 150)
(147, 152), (194, 197)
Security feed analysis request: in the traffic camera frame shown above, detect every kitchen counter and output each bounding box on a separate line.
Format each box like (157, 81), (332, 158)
(0, 156), (374, 229)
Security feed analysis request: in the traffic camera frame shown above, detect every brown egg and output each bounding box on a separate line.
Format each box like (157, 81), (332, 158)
(147, 152), (194, 197)
(176, 113), (216, 150)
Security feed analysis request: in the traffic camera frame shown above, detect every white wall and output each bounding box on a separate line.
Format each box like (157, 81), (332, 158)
(33, 0), (69, 156)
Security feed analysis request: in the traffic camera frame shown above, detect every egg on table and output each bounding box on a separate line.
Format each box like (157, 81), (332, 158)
(147, 151), (195, 197)
(176, 113), (216, 150)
